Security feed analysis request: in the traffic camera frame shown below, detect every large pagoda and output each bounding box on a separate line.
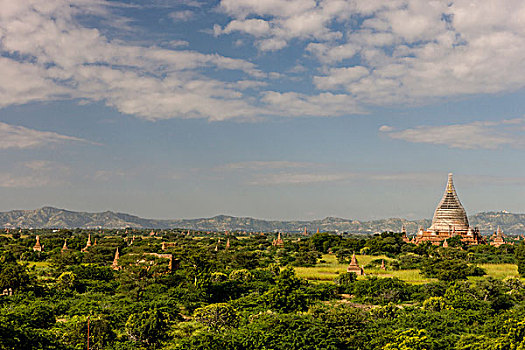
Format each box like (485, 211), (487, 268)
(415, 173), (483, 245)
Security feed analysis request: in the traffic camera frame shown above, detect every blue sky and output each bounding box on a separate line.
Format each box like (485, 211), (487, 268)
(1, 0), (525, 220)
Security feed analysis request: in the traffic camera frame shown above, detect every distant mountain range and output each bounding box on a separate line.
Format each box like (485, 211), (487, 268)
(1, 207), (524, 235)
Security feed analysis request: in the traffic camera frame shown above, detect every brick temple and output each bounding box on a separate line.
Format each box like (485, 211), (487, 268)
(415, 173), (484, 245)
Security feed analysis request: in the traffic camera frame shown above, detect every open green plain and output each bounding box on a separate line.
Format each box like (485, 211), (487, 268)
(294, 254), (520, 284)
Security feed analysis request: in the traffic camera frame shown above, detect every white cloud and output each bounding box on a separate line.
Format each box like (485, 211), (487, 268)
(228, 80), (268, 90)
(378, 125), (393, 132)
(2, 0), (362, 121)
(216, 0), (347, 51)
(0, 58), (67, 108)
(219, 0), (317, 18)
(216, 0), (525, 108)
(169, 10), (194, 22)
(0, 0), (269, 121)
(0, 122), (89, 149)
(257, 38), (288, 51)
(380, 118), (525, 149)
(220, 19), (271, 37)
(261, 91), (364, 117)
(5, 0), (525, 121)
(306, 42), (358, 64)
(314, 66), (369, 90)
(167, 40), (189, 48)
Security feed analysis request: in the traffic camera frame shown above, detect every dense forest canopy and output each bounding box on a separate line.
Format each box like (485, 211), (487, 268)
(0, 229), (524, 349)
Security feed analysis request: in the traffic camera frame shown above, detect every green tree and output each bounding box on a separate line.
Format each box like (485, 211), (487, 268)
(264, 267), (308, 312)
(335, 272), (357, 293)
(420, 258), (485, 281)
(194, 303), (239, 331)
(0, 253), (31, 292)
(382, 329), (431, 350)
(125, 309), (170, 348)
(56, 271), (78, 291)
(228, 313), (341, 350)
(422, 296), (452, 312)
(58, 315), (115, 350)
(515, 243), (525, 277)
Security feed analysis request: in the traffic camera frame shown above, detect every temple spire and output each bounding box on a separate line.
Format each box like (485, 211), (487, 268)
(350, 252), (358, 265)
(112, 248), (120, 270)
(429, 173), (469, 232)
(447, 173), (454, 193)
(61, 239), (68, 253)
(81, 234), (92, 252)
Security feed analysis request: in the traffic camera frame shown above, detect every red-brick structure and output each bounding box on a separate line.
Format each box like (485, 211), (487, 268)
(347, 252), (364, 275)
(161, 242), (177, 251)
(33, 235), (43, 252)
(81, 234), (92, 252)
(61, 239), (68, 253)
(401, 225), (410, 243)
(415, 173), (484, 245)
(272, 232), (284, 247)
(112, 248), (121, 270)
(490, 227), (509, 247)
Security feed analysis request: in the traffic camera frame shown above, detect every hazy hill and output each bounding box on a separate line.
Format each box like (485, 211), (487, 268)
(0, 207), (523, 235)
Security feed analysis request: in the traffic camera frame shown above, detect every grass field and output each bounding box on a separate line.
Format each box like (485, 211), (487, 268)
(294, 254), (520, 284)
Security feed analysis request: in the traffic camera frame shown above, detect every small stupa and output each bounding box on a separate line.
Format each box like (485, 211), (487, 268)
(272, 232), (284, 246)
(401, 225), (410, 243)
(33, 236), (43, 252)
(490, 226), (506, 247)
(347, 252), (364, 276)
(81, 234), (92, 252)
(111, 248), (121, 270)
(61, 239), (68, 253)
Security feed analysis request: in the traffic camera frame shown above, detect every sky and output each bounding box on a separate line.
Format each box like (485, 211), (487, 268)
(1, 0), (525, 221)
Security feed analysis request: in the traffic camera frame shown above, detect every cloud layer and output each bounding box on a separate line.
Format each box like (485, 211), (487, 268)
(0, 0), (267, 121)
(218, 0), (525, 107)
(380, 118), (525, 149)
(0, 122), (88, 149)
(2, 0), (525, 122)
